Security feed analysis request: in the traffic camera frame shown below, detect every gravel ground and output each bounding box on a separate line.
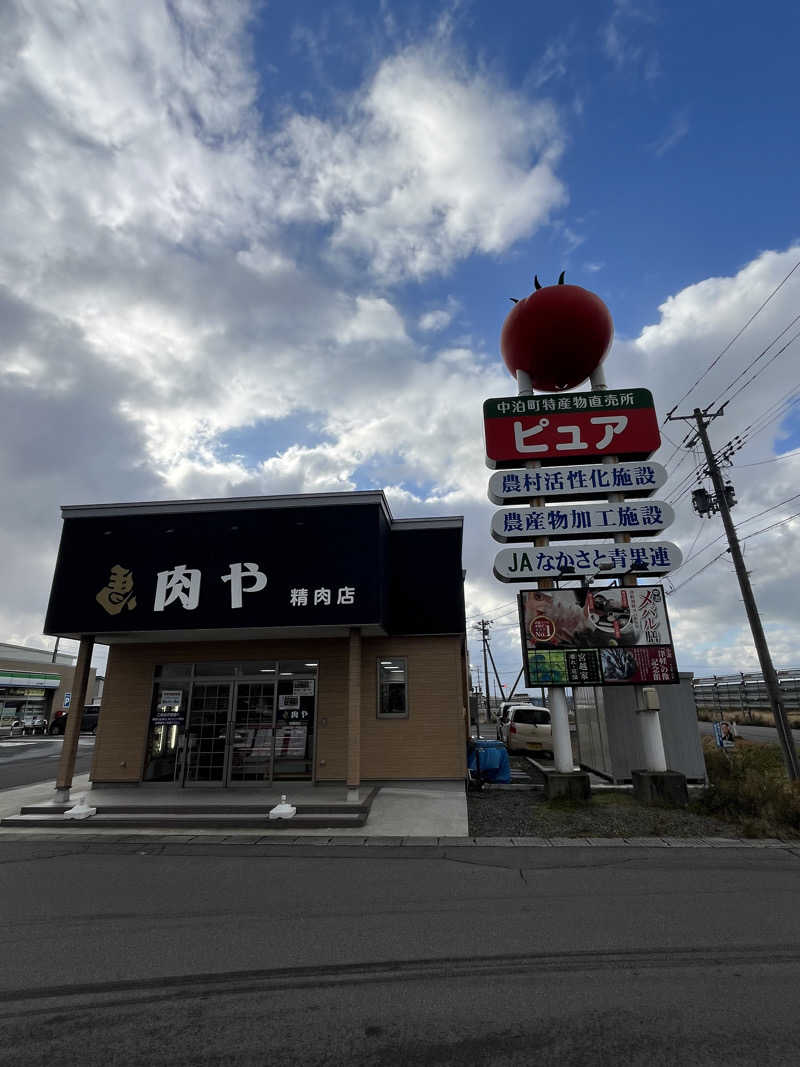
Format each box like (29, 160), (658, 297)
(467, 787), (740, 839)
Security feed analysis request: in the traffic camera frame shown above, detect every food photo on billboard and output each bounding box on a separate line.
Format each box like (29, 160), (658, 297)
(517, 585), (679, 687)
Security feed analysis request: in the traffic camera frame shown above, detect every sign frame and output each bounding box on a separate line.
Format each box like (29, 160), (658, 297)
(517, 585), (680, 688)
(491, 500), (674, 542)
(493, 541), (682, 582)
(483, 388), (660, 469)
(488, 461), (668, 504)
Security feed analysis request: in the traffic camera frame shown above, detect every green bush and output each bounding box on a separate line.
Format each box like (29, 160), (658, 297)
(696, 740), (800, 836)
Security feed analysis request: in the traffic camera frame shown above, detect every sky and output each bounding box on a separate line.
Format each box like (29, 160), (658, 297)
(2, 0), (800, 691)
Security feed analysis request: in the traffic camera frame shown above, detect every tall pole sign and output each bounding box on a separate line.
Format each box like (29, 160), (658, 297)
(482, 272), (683, 777)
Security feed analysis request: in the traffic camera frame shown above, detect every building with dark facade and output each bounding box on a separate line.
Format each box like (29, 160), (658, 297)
(44, 491), (468, 790)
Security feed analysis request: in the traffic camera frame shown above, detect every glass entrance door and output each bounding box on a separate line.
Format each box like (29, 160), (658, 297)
(156, 662), (318, 787)
(274, 670), (316, 779)
(183, 682), (232, 785)
(228, 682), (276, 785)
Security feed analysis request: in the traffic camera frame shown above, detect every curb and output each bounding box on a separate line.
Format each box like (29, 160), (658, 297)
(0, 831), (795, 848)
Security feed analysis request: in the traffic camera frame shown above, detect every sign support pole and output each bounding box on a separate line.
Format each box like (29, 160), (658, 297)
(506, 665), (524, 700)
(589, 364), (668, 772)
(55, 635), (94, 802)
(517, 369), (574, 773)
(346, 627), (362, 802)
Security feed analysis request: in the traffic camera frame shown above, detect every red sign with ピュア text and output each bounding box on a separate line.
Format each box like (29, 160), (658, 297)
(484, 388), (661, 468)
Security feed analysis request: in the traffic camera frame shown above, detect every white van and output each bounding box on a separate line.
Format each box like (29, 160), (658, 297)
(500, 705), (552, 757)
(495, 699), (532, 739)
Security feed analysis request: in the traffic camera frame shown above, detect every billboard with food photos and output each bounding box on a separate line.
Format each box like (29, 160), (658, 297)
(518, 585), (679, 687)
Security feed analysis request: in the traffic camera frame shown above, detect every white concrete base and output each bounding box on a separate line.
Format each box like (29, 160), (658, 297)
(64, 794), (97, 820)
(268, 796), (297, 820)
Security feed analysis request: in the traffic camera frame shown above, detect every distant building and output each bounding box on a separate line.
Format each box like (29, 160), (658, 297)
(0, 642), (99, 729)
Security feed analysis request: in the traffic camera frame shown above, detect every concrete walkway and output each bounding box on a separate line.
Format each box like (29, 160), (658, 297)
(1, 776), (795, 848)
(0, 776), (470, 838)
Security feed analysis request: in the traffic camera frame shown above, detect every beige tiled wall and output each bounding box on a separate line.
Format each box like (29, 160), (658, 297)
(93, 634), (466, 784)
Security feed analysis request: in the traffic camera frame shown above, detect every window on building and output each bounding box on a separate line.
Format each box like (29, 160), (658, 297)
(377, 658), (408, 718)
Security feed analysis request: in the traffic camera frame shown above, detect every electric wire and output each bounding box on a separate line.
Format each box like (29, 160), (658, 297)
(705, 313), (800, 410)
(667, 507), (800, 595)
(663, 490), (800, 584)
(736, 446), (800, 468)
(663, 255), (800, 419)
(720, 326), (800, 409)
(683, 517), (707, 562)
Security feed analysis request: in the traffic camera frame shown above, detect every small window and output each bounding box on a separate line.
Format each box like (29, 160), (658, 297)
(377, 658), (408, 718)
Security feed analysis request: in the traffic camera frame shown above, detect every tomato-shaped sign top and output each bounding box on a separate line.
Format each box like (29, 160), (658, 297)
(500, 273), (614, 392)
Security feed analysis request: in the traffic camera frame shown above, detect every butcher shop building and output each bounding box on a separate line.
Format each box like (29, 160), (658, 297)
(44, 491), (468, 790)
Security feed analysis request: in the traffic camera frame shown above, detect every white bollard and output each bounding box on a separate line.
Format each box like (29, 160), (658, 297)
(64, 793), (97, 820)
(268, 794), (297, 820)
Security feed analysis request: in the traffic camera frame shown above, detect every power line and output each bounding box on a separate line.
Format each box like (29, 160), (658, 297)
(736, 446), (800, 468)
(740, 510), (800, 543)
(684, 517), (707, 561)
(668, 507), (800, 593)
(464, 600), (518, 624)
(706, 312), (800, 410)
(667, 548), (732, 595)
(663, 255), (800, 419)
(720, 326), (800, 409)
(668, 491), (800, 579)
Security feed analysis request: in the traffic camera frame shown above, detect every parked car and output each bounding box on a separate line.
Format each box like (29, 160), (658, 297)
(495, 700), (533, 739)
(500, 705), (552, 757)
(49, 705), (101, 736)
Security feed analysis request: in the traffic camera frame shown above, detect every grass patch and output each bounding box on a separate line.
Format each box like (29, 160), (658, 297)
(467, 743), (800, 839)
(694, 739), (800, 838)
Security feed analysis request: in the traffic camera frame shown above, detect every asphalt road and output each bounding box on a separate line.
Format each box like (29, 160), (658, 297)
(1, 839), (800, 1065)
(0, 736), (95, 791)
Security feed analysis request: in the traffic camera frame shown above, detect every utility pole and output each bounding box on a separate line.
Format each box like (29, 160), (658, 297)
(669, 406), (800, 780)
(472, 620), (493, 736)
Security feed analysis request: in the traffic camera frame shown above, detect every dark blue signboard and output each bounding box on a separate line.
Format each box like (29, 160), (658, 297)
(44, 495), (465, 639)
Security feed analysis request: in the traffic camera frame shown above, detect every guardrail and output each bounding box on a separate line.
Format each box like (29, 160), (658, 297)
(693, 671), (800, 720)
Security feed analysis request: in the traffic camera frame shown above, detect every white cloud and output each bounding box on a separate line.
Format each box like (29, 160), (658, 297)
(2, 2), (800, 692)
(530, 39), (570, 89)
(272, 46), (567, 281)
(650, 111), (689, 157)
(418, 309), (452, 333)
(601, 0), (660, 79)
(418, 300), (460, 333)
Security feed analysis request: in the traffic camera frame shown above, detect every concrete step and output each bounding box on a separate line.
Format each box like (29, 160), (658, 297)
(18, 802), (371, 816)
(1, 811), (366, 830)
